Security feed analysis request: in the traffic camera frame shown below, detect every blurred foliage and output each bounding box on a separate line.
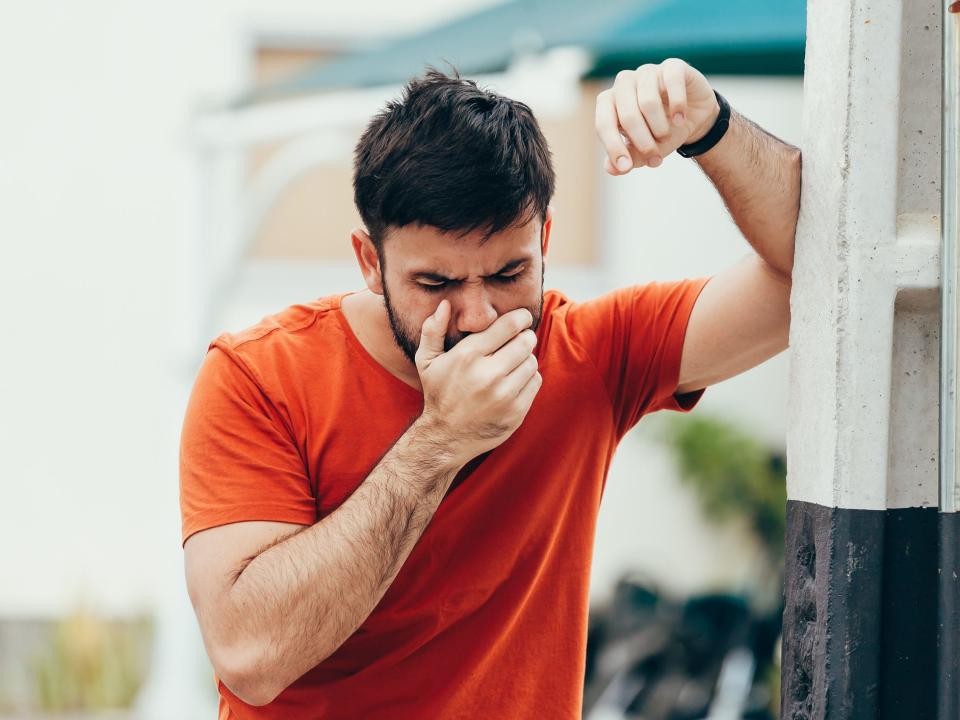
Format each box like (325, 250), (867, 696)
(660, 414), (787, 560)
(768, 636), (782, 717)
(29, 608), (152, 712)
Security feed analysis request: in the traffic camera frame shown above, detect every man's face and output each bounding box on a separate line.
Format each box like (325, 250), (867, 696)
(378, 219), (546, 364)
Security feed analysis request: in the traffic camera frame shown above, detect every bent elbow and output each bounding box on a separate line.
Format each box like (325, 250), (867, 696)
(224, 676), (281, 708)
(213, 645), (283, 707)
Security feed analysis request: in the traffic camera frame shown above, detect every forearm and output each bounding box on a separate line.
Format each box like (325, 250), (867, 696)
(214, 414), (462, 704)
(695, 108), (801, 279)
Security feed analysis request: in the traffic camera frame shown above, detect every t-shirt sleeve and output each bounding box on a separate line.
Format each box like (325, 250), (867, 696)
(564, 276), (712, 437)
(179, 343), (316, 546)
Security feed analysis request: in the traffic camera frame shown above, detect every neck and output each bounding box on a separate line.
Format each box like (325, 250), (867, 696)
(345, 290), (423, 392)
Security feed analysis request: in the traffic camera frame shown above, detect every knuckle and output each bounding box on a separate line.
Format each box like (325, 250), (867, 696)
(481, 366), (499, 387)
(650, 125), (670, 141)
(618, 107), (642, 127)
(514, 311), (532, 332)
(639, 97), (663, 116)
(491, 383), (510, 404)
(466, 364), (486, 387)
(615, 69), (634, 84)
(635, 138), (657, 154)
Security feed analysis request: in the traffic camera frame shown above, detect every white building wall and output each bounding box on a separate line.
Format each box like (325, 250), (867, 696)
(0, 0), (501, 618)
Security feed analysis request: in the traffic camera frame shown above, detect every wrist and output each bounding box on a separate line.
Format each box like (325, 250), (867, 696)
(688, 94), (722, 144)
(676, 91), (730, 159)
(405, 412), (466, 473)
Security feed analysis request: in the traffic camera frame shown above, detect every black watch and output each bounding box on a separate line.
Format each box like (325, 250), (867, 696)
(676, 91), (730, 158)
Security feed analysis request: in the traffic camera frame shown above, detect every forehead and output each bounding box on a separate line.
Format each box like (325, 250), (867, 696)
(384, 220), (541, 276)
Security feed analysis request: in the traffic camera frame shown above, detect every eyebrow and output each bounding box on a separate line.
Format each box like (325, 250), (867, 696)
(410, 256), (531, 283)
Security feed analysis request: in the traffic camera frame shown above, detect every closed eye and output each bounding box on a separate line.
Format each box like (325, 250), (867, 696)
(418, 267), (525, 292)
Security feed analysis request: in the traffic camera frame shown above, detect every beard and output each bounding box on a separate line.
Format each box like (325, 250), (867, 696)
(382, 266), (545, 366)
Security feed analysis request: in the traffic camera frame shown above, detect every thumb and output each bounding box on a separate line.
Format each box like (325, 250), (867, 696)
(415, 299), (450, 367)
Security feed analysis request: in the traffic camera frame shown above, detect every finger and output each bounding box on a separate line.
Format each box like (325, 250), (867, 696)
(660, 58), (688, 126)
(635, 66), (671, 144)
(595, 90), (633, 174)
(603, 147), (646, 174)
(488, 329), (537, 375)
(414, 299), (450, 367)
(500, 352), (539, 396)
(514, 369), (543, 408)
(456, 306), (533, 357)
(613, 68), (659, 166)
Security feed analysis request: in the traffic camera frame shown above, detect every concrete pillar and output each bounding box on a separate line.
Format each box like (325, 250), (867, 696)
(781, 0), (943, 717)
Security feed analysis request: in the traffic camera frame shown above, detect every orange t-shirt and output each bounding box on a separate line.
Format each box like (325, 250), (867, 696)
(180, 278), (710, 720)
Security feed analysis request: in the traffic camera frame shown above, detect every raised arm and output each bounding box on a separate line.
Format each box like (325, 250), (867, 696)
(594, 58), (801, 393)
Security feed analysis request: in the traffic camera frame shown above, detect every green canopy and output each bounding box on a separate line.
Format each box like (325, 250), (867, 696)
(240, 0), (805, 106)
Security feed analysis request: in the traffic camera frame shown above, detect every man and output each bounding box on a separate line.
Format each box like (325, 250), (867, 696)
(180, 58), (799, 718)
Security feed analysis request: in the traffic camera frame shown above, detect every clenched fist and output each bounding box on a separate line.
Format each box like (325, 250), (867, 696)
(595, 58), (719, 172)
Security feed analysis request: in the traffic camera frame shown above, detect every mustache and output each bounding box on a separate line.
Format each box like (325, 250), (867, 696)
(443, 332), (468, 352)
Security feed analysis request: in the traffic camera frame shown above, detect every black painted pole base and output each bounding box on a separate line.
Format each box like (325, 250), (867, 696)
(781, 500), (938, 719)
(939, 512), (960, 720)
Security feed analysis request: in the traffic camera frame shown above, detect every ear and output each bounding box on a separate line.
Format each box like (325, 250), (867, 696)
(351, 227), (385, 295)
(541, 205), (554, 261)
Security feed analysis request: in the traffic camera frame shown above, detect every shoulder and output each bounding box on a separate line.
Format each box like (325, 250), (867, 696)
(206, 291), (356, 387)
(215, 294), (339, 351)
(540, 288), (573, 322)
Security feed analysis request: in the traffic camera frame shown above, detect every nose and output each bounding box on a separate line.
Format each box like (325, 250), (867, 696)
(453, 282), (498, 334)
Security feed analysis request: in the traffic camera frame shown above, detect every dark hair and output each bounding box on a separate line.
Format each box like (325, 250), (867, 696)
(352, 64), (555, 253)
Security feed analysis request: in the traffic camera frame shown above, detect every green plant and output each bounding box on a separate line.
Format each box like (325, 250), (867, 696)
(30, 607), (152, 712)
(660, 414), (787, 559)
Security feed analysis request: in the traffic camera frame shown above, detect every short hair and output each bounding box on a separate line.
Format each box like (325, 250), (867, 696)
(352, 64), (556, 253)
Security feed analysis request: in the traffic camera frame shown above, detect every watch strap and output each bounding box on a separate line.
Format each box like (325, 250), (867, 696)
(676, 91), (730, 158)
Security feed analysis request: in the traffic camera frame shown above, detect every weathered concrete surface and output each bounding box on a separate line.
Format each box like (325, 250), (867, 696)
(788, 0), (940, 511)
(782, 0), (943, 716)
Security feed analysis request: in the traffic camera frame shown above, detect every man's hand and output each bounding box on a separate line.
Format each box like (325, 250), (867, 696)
(595, 58), (719, 173)
(415, 300), (541, 464)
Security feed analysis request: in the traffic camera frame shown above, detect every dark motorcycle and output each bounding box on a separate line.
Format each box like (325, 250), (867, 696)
(583, 574), (781, 720)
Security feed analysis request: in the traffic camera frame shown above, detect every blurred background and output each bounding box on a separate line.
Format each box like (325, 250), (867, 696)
(0, 0), (804, 717)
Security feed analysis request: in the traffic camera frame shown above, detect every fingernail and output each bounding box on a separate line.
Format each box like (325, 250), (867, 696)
(616, 156), (632, 172)
(672, 112), (685, 126)
(648, 156), (662, 168)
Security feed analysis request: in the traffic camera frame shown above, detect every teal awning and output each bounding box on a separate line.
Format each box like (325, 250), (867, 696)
(240, 0), (805, 106)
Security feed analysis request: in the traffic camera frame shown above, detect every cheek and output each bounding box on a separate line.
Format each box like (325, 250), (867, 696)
(486, 280), (539, 316)
(387, 284), (431, 328)
(404, 292), (448, 329)
(497, 275), (540, 299)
